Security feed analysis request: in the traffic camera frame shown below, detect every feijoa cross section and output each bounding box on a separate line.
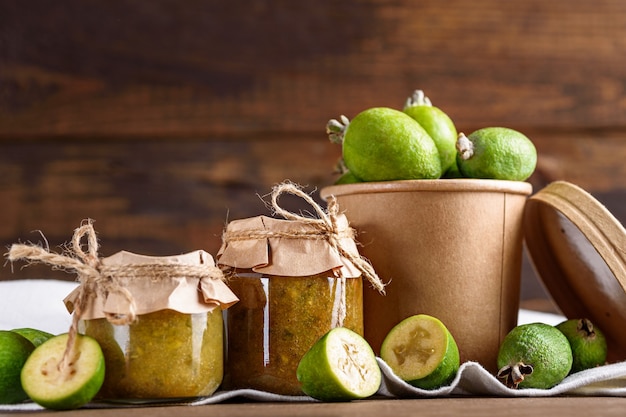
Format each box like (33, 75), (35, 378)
(296, 327), (381, 401)
(21, 333), (105, 410)
(380, 314), (460, 390)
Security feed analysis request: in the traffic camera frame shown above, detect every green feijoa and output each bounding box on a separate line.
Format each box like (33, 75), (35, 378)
(0, 330), (36, 404)
(380, 314), (460, 390)
(403, 89), (458, 174)
(456, 127), (537, 181)
(327, 107), (442, 182)
(297, 327), (381, 401)
(497, 323), (572, 389)
(556, 318), (607, 373)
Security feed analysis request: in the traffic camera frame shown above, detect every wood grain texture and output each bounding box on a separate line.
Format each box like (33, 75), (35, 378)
(4, 397), (626, 417)
(0, 135), (340, 280)
(1, 0), (626, 303)
(1, 131), (624, 296)
(2, 0), (626, 138)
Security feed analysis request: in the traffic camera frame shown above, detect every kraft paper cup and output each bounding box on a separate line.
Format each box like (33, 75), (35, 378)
(320, 179), (532, 373)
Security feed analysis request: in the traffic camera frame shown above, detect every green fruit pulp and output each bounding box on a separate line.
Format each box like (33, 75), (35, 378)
(296, 327), (381, 401)
(0, 331), (35, 404)
(380, 315), (460, 390)
(21, 333), (105, 410)
(497, 323), (572, 389)
(406, 329), (459, 390)
(456, 127), (537, 181)
(342, 107), (442, 182)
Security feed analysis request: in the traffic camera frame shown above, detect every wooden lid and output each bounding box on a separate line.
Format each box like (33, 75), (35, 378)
(524, 181), (626, 361)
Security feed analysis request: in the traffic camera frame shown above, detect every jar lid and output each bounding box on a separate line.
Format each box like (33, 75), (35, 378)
(64, 250), (240, 320)
(217, 215), (363, 278)
(524, 180), (626, 361)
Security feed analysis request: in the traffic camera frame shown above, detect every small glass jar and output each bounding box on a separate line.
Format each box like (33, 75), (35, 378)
(64, 250), (239, 400)
(223, 271), (363, 395)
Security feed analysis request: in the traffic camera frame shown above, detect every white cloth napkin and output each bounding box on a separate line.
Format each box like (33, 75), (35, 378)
(1, 279), (626, 412)
(0, 279), (77, 334)
(376, 358), (626, 398)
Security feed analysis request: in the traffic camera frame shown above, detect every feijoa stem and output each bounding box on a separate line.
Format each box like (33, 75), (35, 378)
(403, 89), (432, 110)
(456, 132), (474, 160)
(578, 318), (596, 340)
(326, 115), (350, 144)
(497, 362), (534, 389)
(334, 158), (348, 175)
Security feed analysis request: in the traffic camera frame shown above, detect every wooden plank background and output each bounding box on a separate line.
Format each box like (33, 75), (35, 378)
(2, 0), (626, 307)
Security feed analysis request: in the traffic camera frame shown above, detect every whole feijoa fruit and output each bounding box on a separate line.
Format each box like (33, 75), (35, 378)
(0, 330), (36, 404)
(403, 89), (458, 175)
(556, 318), (607, 373)
(11, 328), (54, 348)
(497, 323), (572, 389)
(456, 127), (537, 181)
(327, 107), (443, 182)
(334, 170), (362, 185)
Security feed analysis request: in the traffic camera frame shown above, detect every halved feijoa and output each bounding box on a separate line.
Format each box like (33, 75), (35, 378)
(380, 314), (460, 390)
(296, 327), (381, 401)
(21, 333), (105, 410)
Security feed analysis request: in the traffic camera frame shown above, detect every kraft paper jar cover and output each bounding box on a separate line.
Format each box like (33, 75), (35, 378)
(217, 214), (362, 278)
(64, 250), (239, 320)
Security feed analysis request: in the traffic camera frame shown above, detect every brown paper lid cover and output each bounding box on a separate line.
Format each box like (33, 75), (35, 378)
(524, 180), (626, 360)
(217, 215), (362, 278)
(64, 250), (239, 320)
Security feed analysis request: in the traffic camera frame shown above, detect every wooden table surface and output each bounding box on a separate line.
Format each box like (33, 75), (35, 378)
(3, 397), (626, 417)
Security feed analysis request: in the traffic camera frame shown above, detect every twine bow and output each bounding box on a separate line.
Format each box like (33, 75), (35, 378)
(6, 219), (137, 372)
(225, 182), (386, 294)
(7, 219), (138, 327)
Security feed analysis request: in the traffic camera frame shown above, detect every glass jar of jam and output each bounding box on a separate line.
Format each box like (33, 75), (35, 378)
(217, 183), (384, 395)
(223, 271), (363, 395)
(65, 250), (239, 400)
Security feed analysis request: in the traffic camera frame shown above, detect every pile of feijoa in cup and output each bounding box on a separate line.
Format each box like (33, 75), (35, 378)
(327, 89), (538, 184)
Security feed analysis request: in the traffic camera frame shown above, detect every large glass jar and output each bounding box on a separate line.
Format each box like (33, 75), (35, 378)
(223, 271), (363, 395)
(216, 182), (385, 396)
(64, 250), (239, 400)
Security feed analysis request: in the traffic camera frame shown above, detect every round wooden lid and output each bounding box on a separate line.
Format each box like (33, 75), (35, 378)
(524, 181), (626, 361)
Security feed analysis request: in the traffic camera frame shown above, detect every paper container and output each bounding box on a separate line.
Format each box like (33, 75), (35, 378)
(320, 179), (532, 373)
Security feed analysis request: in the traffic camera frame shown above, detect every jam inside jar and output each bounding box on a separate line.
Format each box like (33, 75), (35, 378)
(224, 272), (363, 395)
(81, 308), (224, 399)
